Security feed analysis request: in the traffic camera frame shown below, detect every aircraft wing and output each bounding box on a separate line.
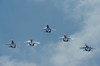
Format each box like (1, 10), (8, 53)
(5, 44), (11, 45)
(34, 41), (40, 44)
(80, 47), (85, 49)
(71, 38), (74, 40)
(60, 36), (64, 39)
(42, 27), (47, 30)
(90, 47), (95, 49)
(51, 28), (56, 31)
(68, 37), (74, 40)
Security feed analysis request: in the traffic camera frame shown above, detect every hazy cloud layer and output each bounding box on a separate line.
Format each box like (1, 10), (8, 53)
(50, 0), (100, 66)
(0, 56), (37, 66)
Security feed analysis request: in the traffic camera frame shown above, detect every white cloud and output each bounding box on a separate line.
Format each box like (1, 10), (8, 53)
(0, 56), (37, 66)
(49, 0), (100, 66)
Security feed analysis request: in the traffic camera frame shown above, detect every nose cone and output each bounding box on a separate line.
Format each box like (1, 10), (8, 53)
(30, 38), (33, 43)
(30, 38), (32, 40)
(85, 44), (88, 47)
(46, 25), (49, 28)
(64, 35), (67, 38)
(11, 40), (14, 44)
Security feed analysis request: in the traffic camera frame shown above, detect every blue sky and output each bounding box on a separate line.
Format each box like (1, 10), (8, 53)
(0, 0), (81, 48)
(0, 0), (100, 66)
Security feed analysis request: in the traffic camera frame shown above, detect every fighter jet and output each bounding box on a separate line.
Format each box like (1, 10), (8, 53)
(25, 38), (40, 46)
(6, 40), (16, 48)
(42, 25), (56, 33)
(60, 34), (72, 42)
(80, 44), (94, 52)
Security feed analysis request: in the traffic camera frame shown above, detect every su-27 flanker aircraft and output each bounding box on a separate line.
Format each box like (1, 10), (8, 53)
(6, 40), (16, 48)
(25, 38), (40, 46)
(60, 34), (72, 42)
(42, 25), (56, 33)
(80, 44), (95, 52)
